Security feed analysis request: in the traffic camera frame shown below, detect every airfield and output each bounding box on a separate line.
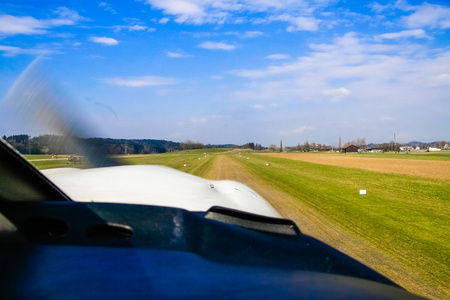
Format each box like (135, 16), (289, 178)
(28, 150), (450, 300)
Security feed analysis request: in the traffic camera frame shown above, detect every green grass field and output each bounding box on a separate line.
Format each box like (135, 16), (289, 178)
(114, 148), (229, 177)
(25, 149), (449, 299)
(26, 156), (93, 169)
(26, 149), (230, 174)
(23, 154), (54, 160)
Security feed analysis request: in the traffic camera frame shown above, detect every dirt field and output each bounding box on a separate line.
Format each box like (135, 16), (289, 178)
(205, 154), (446, 299)
(259, 153), (450, 180)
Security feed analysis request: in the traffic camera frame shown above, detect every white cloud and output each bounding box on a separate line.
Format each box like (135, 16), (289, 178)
(292, 125), (313, 134)
(190, 116), (208, 123)
(198, 41), (236, 50)
(375, 29), (429, 40)
(0, 8), (85, 36)
(129, 25), (148, 31)
(253, 104), (265, 109)
(323, 87), (351, 102)
(188, 114), (223, 124)
(47, 7), (86, 26)
(430, 74), (450, 87)
(242, 31), (264, 38)
(99, 2), (117, 14)
(266, 54), (290, 60)
(143, 0), (325, 31)
(145, 0), (206, 24)
(113, 24), (149, 32)
(274, 15), (321, 32)
(225, 30), (264, 38)
(230, 32), (450, 115)
(0, 15), (47, 35)
(231, 61), (297, 78)
(159, 17), (170, 24)
(401, 3), (450, 29)
(166, 51), (192, 58)
(380, 116), (395, 122)
(90, 36), (119, 46)
(233, 32), (404, 79)
(0, 45), (54, 56)
(209, 75), (224, 80)
(278, 125), (315, 136)
(368, 2), (395, 14)
(103, 76), (175, 87)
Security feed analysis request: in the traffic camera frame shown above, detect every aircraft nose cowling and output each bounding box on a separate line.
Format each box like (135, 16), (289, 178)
(41, 165), (281, 218)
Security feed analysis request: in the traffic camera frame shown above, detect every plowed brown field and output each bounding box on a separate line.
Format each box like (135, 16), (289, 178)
(259, 153), (450, 180)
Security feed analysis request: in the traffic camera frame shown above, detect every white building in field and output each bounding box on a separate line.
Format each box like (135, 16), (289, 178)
(400, 146), (414, 152)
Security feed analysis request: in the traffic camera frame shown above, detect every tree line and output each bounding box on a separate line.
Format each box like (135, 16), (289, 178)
(3, 134), (183, 155)
(2, 135), (262, 155)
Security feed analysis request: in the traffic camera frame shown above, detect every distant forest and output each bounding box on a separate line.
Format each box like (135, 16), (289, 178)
(2, 134), (252, 155)
(3, 134), (182, 155)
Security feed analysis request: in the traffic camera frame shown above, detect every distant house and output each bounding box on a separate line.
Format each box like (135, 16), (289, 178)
(342, 144), (359, 153)
(320, 145), (332, 152)
(400, 146), (414, 152)
(366, 145), (383, 152)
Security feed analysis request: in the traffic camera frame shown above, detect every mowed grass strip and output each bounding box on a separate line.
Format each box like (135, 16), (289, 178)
(27, 149), (230, 173)
(23, 155), (54, 160)
(116, 149), (229, 178)
(28, 157), (94, 169)
(230, 153), (449, 299)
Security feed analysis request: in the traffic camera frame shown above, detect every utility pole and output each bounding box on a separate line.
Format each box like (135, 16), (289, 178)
(280, 139), (283, 152)
(394, 133), (396, 153)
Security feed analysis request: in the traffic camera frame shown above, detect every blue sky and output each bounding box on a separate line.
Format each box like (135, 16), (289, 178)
(0, 0), (449, 146)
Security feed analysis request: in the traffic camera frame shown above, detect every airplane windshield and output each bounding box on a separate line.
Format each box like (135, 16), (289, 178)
(0, 1), (449, 299)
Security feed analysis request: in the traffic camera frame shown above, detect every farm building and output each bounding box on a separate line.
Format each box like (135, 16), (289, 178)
(320, 145), (332, 152)
(367, 145), (383, 152)
(342, 144), (359, 153)
(400, 146), (414, 152)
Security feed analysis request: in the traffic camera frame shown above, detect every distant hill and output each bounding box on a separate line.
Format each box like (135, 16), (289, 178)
(206, 144), (238, 148)
(406, 141), (423, 146)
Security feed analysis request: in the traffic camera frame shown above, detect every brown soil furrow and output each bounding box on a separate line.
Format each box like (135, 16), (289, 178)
(259, 153), (450, 180)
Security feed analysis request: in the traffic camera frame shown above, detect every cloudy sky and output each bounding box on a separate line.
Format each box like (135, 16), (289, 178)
(0, 0), (449, 146)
